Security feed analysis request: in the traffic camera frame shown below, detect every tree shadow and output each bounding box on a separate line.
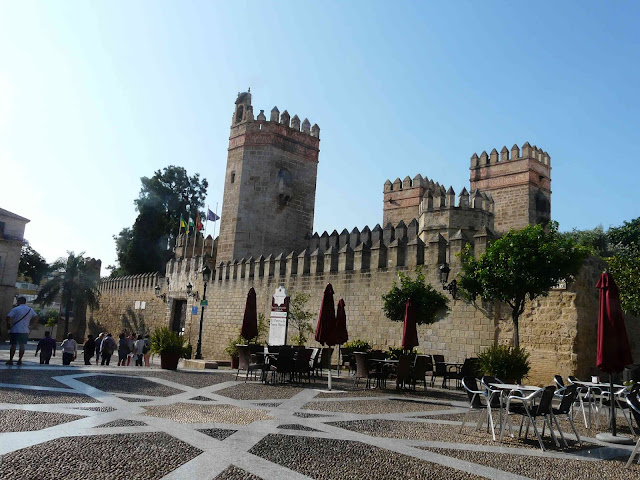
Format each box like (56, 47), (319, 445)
(120, 307), (149, 336)
(87, 315), (107, 337)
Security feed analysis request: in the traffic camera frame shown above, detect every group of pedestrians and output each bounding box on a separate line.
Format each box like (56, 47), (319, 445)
(94, 331), (151, 367)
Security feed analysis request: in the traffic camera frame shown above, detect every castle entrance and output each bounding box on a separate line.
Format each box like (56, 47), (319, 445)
(171, 300), (187, 334)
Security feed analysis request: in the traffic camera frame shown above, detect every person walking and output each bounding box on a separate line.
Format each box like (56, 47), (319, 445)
(35, 331), (57, 364)
(83, 334), (95, 365)
(60, 333), (77, 365)
(117, 333), (130, 366)
(95, 332), (105, 365)
(143, 334), (151, 367)
(126, 333), (135, 366)
(134, 335), (145, 366)
(101, 333), (116, 365)
(5, 297), (38, 365)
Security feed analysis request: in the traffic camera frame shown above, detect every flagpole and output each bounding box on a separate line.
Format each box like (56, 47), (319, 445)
(184, 216), (189, 260)
(201, 205), (208, 258)
(211, 202), (218, 257)
(192, 218), (197, 258)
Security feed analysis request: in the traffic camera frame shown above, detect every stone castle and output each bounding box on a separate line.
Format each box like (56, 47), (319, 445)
(88, 91), (639, 384)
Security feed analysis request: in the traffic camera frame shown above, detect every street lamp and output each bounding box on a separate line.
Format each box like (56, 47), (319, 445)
(195, 266), (211, 360)
(438, 262), (458, 299)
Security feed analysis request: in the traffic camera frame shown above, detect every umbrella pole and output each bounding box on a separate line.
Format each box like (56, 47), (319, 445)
(337, 346), (341, 377)
(610, 373), (616, 437)
(328, 367), (332, 391)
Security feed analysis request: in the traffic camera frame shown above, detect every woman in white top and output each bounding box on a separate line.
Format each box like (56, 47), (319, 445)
(60, 333), (77, 365)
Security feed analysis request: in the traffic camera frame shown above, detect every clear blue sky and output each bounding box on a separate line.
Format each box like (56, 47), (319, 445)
(1, 1), (639, 268)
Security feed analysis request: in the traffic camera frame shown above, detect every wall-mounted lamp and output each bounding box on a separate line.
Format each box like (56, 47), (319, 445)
(186, 282), (199, 301)
(438, 262), (458, 299)
(154, 285), (167, 301)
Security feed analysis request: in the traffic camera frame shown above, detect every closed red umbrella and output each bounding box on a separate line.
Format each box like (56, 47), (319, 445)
(315, 283), (336, 390)
(596, 272), (633, 441)
(241, 287), (258, 341)
(334, 299), (349, 345)
(315, 283), (336, 346)
(401, 299), (419, 351)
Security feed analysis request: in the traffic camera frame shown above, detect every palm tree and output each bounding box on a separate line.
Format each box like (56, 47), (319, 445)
(36, 251), (100, 338)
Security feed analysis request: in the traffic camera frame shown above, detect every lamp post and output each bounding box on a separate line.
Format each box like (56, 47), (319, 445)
(438, 262), (458, 299)
(195, 266), (211, 360)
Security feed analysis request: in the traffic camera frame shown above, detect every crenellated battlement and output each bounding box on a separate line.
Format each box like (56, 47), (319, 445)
(469, 142), (551, 168)
(418, 186), (494, 215)
(98, 272), (162, 293)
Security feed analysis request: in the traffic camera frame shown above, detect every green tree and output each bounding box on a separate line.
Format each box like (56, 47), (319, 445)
(36, 252), (100, 338)
(459, 222), (587, 348)
(288, 292), (314, 346)
(19, 241), (49, 284)
(561, 225), (610, 257)
(605, 217), (640, 315)
(111, 166), (208, 275)
(382, 268), (449, 325)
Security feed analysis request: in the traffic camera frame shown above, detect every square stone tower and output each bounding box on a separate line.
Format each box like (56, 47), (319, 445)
(216, 91), (321, 264)
(469, 142), (551, 233)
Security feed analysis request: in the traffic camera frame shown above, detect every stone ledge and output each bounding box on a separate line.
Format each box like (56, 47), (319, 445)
(183, 359), (219, 370)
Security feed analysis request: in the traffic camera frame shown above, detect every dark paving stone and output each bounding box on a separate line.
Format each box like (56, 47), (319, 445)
(96, 419), (147, 428)
(79, 375), (184, 396)
(0, 409), (86, 432)
(216, 383), (305, 400)
(249, 434), (483, 480)
(278, 424), (321, 432)
(293, 412), (334, 418)
(0, 369), (73, 389)
(118, 397), (152, 403)
(0, 387), (94, 404)
(0, 432), (201, 480)
(214, 465), (263, 480)
(197, 428), (238, 440)
(75, 406), (117, 412)
(190, 396), (214, 401)
(254, 402), (281, 407)
(123, 370), (236, 388)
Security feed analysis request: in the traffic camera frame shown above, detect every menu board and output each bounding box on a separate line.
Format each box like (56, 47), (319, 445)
(268, 286), (290, 346)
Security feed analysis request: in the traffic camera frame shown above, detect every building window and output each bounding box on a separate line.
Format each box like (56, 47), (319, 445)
(0, 221), (4, 236)
(230, 172), (236, 184)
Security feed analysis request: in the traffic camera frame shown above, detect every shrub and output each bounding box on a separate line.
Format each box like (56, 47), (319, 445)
(478, 344), (530, 383)
(149, 327), (187, 356)
(224, 333), (245, 358)
(342, 339), (371, 352)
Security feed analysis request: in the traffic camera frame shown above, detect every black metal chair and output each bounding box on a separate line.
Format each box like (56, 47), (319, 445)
(315, 347), (333, 378)
(445, 357), (479, 389)
(235, 345), (264, 382)
(410, 355), (431, 390)
(269, 348), (294, 384)
(353, 352), (377, 388)
(395, 355), (412, 390)
(293, 348), (313, 384)
(550, 383), (581, 446)
(430, 354), (447, 388)
(501, 385), (560, 451)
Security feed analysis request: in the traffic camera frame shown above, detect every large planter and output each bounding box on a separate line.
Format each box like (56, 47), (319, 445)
(160, 352), (180, 370)
(231, 356), (239, 369)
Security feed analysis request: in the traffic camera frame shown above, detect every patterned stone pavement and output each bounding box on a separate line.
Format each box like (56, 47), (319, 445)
(1, 356), (640, 479)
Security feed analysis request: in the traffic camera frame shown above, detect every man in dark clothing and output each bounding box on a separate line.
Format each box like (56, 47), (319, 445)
(83, 334), (95, 365)
(101, 333), (117, 365)
(35, 331), (57, 364)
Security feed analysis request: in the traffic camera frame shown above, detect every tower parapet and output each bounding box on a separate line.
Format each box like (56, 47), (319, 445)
(217, 91), (321, 264)
(383, 174), (446, 226)
(470, 142), (551, 232)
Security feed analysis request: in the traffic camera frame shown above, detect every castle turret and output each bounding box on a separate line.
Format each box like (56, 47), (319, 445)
(217, 91), (321, 264)
(469, 142), (551, 232)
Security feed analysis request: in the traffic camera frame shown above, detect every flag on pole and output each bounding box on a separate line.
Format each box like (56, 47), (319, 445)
(180, 215), (186, 229)
(207, 208), (220, 222)
(188, 217), (195, 231)
(196, 213), (204, 232)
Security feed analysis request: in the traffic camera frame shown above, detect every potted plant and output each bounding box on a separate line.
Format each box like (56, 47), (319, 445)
(225, 333), (244, 369)
(150, 327), (187, 370)
(478, 344), (531, 384)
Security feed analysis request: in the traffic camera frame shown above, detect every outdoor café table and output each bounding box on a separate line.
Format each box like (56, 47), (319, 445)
(487, 384), (541, 439)
(572, 380), (625, 428)
(370, 359), (399, 388)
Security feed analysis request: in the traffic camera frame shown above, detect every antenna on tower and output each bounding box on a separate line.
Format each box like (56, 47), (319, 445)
(248, 87), (251, 93)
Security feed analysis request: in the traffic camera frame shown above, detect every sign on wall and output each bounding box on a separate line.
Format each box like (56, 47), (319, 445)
(268, 286), (290, 346)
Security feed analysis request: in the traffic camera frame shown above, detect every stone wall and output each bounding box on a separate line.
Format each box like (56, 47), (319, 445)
(88, 273), (170, 337)
(0, 208), (28, 339)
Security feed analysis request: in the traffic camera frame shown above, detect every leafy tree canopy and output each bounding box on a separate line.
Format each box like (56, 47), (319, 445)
(562, 216), (640, 315)
(459, 222), (587, 347)
(288, 292), (314, 346)
(111, 166), (208, 276)
(19, 241), (49, 284)
(382, 268), (448, 326)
